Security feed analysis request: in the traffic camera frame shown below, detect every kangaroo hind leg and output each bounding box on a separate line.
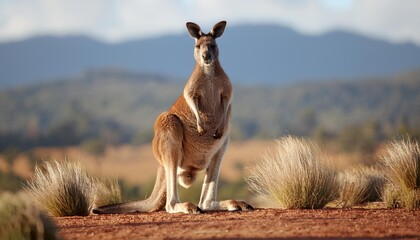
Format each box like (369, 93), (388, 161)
(154, 112), (201, 214)
(198, 139), (254, 212)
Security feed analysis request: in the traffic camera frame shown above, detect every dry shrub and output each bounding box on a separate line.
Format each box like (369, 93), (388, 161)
(93, 177), (121, 208)
(26, 160), (94, 216)
(382, 183), (420, 209)
(247, 136), (338, 209)
(26, 160), (122, 216)
(381, 138), (420, 209)
(338, 166), (385, 208)
(382, 183), (401, 208)
(0, 192), (58, 240)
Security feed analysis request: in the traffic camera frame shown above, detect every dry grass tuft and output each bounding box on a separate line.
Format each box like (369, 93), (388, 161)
(381, 138), (420, 209)
(247, 136), (338, 209)
(0, 191), (58, 240)
(93, 177), (121, 208)
(26, 160), (94, 216)
(382, 183), (401, 208)
(337, 166), (385, 208)
(382, 183), (420, 209)
(25, 159), (122, 216)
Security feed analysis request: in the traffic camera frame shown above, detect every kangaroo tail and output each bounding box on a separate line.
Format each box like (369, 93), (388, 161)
(92, 165), (166, 214)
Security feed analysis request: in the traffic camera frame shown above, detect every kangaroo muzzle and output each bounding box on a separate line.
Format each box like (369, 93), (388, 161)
(202, 51), (212, 64)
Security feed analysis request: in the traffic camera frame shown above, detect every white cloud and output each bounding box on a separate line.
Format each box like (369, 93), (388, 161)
(0, 0), (419, 45)
(0, 0), (109, 39)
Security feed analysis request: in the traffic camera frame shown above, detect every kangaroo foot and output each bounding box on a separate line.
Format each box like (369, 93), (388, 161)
(166, 202), (202, 214)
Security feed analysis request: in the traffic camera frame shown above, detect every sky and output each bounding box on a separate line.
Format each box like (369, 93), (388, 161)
(0, 0), (420, 45)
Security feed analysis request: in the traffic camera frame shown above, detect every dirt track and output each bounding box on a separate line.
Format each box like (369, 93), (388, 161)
(55, 208), (420, 239)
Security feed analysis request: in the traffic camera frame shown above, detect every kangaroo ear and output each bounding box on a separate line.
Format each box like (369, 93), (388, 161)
(210, 21), (227, 39)
(186, 22), (202, 39)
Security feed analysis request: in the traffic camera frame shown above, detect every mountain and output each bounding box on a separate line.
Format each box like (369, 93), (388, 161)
(0, 68), (418, 150)
(1, 25), (420, 88)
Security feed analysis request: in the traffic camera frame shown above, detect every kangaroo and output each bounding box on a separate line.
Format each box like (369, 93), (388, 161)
(93, 21), (253, 214)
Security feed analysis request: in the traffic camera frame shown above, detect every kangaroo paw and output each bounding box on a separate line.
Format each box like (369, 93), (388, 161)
(222, 200), (254, 211)
(167, 202), (202, 214)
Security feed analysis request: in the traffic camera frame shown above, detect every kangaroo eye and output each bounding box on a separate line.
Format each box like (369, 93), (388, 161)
(195, 45), (200, 49)
(210, 45), (216, 49)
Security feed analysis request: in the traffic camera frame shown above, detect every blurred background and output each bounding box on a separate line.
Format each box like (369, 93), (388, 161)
(0, 0), (419, 204)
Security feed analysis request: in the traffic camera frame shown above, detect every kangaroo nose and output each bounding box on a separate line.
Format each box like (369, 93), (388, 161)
(202, 52), (210, 60)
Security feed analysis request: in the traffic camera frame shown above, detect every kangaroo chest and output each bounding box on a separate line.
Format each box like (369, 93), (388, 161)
(197, 80), (223, 110)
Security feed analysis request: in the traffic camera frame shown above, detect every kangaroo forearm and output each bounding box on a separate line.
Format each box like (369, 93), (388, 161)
(219, 98), (231, 127)
(184, 93), (201, 124)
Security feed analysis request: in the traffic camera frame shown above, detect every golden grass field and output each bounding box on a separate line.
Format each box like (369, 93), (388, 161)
(0, 139), (381, 189)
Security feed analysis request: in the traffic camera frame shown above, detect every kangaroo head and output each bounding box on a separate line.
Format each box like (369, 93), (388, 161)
(186, 21), (226, 67)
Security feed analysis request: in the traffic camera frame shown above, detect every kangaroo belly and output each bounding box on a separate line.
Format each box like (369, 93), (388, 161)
(178, 132), (227, 175)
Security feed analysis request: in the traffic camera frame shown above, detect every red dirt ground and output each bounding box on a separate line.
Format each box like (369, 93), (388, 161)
(55, 208), (420, 239)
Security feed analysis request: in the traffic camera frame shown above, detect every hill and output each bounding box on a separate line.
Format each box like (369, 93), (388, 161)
(0, 68), (418, 151)
(1, 25), (420, 87)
